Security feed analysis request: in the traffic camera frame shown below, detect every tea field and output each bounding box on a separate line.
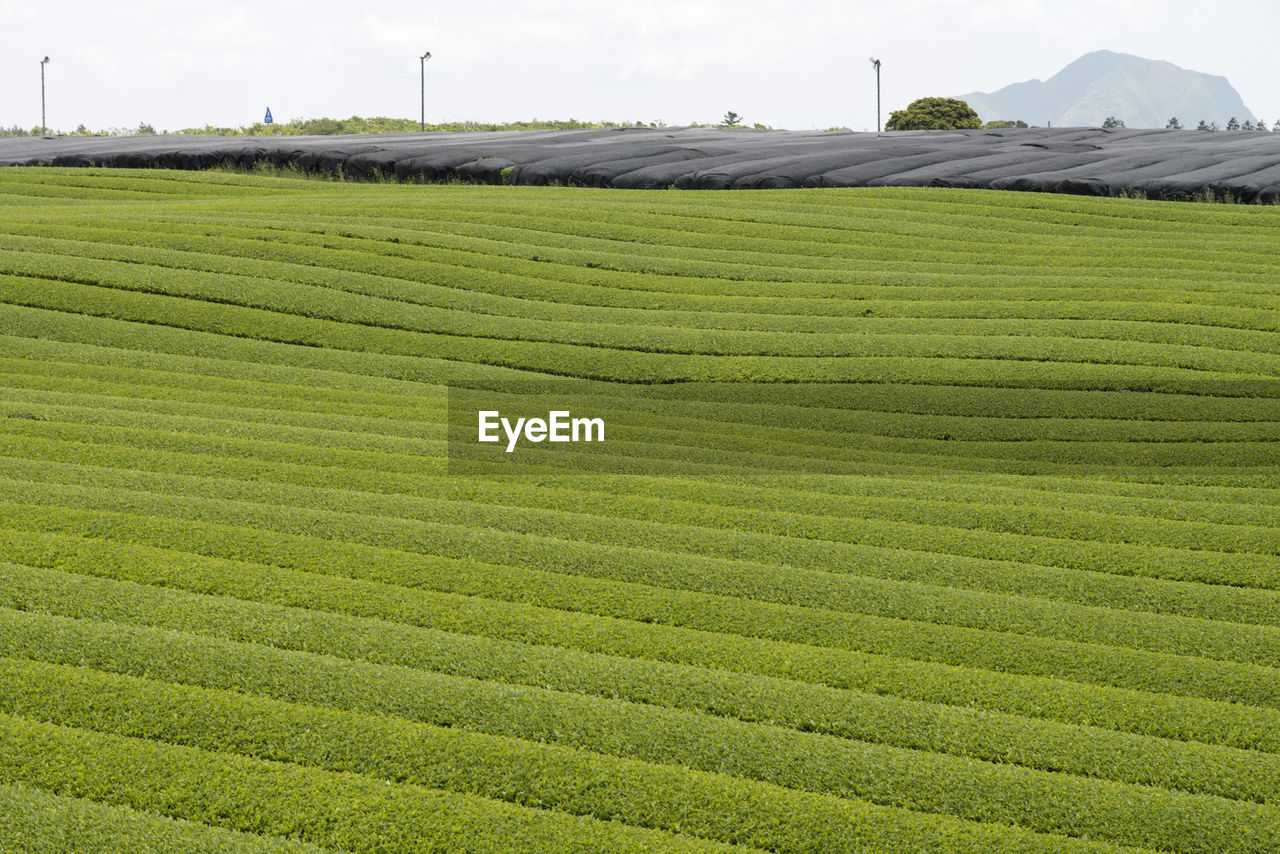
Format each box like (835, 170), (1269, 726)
(0, 167), (1278, 853)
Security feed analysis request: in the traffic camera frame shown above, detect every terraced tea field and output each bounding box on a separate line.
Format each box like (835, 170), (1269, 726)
(0, 167), (1278, 854)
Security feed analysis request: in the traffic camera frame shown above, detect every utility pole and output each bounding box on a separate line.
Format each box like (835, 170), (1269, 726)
(40, 56), (50, 136)
(868, 57), (881, 133)
(420, 51), (432, 132)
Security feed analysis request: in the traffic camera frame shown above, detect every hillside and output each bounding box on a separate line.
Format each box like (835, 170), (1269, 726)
(959, 50), (1255, 128)
(0, 170), (1279, 854)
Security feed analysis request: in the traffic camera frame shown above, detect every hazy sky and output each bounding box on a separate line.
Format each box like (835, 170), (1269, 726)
(3, 0), (1278, 133)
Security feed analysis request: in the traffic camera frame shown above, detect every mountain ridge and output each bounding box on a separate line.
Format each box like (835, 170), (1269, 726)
(958, 50), (1255, 129)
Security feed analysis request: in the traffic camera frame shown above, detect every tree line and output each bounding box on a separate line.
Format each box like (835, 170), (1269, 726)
(883, 98), (1277, 132)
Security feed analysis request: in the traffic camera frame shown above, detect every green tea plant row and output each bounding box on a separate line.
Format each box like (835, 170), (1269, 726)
(3, 426), (1277, 601)
(5, 471), (1280, 714)
(0, 713), (750, 854)
(10, 430), (1280, 637)
(15, 334), (1258, 451)
(0, 656), (1181, 854)
(13, 206), (1280, 308)
(0, 353), (444, 422)
(1, 390), (443, 456)
(8, 502), (1280, 758)
(2, 389), (1269, 502)
(0, 419), (1269, 606)
(6, 415), (1278, 632)
(12, 211), (1280, 321)
(14, 360), (1278, 461)
(298, 181), (1280, 240)
(12, 226), (1280, 361)
(5, 343), (1274, 486)
(7, 248), (1279, 377)
(4, 441), (1280, 684)
(4, 166), (1276, 239)
(4, 556), (1280, 808)
(3, 365), (1272, 522)
(5, 397), (1274, 556)
(0, 783), (334, 854)
(5, 295), (1277, 412)
(211, 208), (1280, 294)
(14, 191), (1280, 297)
(3, 608), (1275, 854)
(8, 382), (1275, 492)
(54, 194), (1280, 283)
(0, 167), (328, 192)
(7, 318), (1276, 428)
(0, 305), (525, 391)
(9, 382), (1280, 485)
(0, 680), (1154, 854)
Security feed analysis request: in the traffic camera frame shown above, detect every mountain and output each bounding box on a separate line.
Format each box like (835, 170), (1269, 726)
(958, 50), (1255, 129)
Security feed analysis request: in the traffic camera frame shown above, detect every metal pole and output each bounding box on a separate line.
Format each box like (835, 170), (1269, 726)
(420, 51), (431, 133)
(40, 57), (50, 136)
(869, 57), (881, 133)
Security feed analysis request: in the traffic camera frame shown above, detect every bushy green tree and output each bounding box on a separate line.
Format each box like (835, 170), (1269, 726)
(1102, 116), (1125, 129)
(721, 111), (742, 128)
(1166, 117), (1182, 129)
(884, 98), (981, 131)
(1226, 116), (1241, 130)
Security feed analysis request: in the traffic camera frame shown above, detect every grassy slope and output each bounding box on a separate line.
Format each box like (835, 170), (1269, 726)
(0, 168), (1278, 854)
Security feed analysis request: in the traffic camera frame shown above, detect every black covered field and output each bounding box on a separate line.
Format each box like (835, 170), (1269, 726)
(4, 126), (1280, 200)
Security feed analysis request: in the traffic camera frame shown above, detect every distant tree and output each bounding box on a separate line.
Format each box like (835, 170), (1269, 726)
(1256, 119), (1270, 132)
(1165, 117), (1182, 129)
(982, 119), (1028, 129)
(1197, 120), (1209, 130)
(1274, 119), (1280, 132)
(1226, 116), (1241, 130)
(1101, 116), (1125, 129)
(1243, 119), (1256, 131)
(721, 111), (742, 128)
(135, 122), (156, 135)
(885, 97), (981, 131)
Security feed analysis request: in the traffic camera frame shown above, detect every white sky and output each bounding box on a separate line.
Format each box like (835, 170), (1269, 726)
(2, 0), (1277, 133)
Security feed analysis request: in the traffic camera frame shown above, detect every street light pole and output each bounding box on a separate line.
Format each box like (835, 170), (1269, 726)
(420, 51), (432, 133)
(868, 57), (881, 133)
(40, 56), (50, 136)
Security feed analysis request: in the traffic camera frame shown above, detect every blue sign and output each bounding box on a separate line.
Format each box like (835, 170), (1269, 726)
(264, 107), (273, 125)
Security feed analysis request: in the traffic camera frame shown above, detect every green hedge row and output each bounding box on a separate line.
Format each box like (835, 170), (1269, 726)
(0, 783), (333, 854)
(14, 210), (1280, 314)
(0, 713), (748, 854)
(0, 608), (1274, 854)
(8, 501), (1280, 757)
(0, 657), (1152, 854)
(18, 214), (1280, 342)
(8, 244), (1280, 377)
(6, 469), (1280, 713)
(4, 554), (1279, 807)
(4, 435), (1277, 678)
(6, 454), (1280, 683)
